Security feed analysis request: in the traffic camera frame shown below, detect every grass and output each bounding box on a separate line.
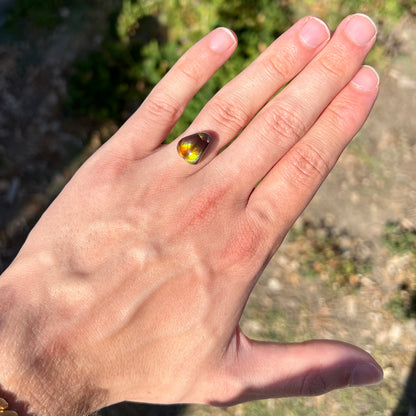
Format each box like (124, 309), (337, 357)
(184, 377), (389, 416)
(382, 222), (416, 255)
(286, 221), (372, 291)
(383, 222), (416, 319)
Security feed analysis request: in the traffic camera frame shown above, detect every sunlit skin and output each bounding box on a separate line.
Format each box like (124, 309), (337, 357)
(0, 15), (382, 416)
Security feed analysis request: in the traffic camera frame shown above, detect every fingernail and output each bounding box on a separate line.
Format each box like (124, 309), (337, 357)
(350, 65), (380, 91)
(209, 27), (237, 53)
(300, 17), (330, 48)
(345, 14), (377, 46)
(350, 363), (384, 387)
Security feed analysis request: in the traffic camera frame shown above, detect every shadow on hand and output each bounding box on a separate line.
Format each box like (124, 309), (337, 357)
(393, 353), (416, 416)
(97, 402), (186, 416)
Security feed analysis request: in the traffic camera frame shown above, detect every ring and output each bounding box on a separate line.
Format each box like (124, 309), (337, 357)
(177, 132), (212, 164)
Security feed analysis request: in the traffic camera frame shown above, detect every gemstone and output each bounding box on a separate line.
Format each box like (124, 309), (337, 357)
(177, 132), (212, 164)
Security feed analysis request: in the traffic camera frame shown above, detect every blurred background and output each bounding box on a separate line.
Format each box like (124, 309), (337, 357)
(1, 0), (416, 415)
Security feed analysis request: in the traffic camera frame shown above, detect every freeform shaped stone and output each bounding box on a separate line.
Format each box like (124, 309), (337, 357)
(177, 132), (211, 164)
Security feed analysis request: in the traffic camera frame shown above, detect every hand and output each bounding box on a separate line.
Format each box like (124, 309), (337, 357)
(0, 14), (382, 416)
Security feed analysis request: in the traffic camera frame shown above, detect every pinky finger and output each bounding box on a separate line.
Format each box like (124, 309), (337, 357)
(247, 66), (380, 244)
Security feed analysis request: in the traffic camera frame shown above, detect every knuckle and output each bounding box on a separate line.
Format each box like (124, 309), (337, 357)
(288, 142), (330, 186)
(262, 104), (307, 144)
(209, 96), (252, 132)
(325, 97), (361, 133)
(144, 93), (182, 125)
(261, 48), (293, 81)
(317, 50), (348, 82)
(175, 57), (205, 84)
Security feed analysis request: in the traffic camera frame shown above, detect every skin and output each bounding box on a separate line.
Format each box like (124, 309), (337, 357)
(0, 14), (382, 416)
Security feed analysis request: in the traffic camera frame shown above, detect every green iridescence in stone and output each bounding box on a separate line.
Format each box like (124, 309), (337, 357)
(177, 132), (211, 164)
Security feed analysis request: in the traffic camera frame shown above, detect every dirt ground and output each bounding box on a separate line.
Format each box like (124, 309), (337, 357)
(0, 4), (415, 416)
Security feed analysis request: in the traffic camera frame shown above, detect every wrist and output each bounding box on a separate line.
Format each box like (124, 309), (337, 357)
(0, 260), (107, 416)
(0, 270), (41, 416)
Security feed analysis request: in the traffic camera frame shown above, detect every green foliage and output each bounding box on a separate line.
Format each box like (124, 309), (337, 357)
(66, 0), (293, 136)
(67, 41), (145, 122)
(382, 222), (416, 255)
(387, 292), (416, 320)
(292, 0), (410, 29)
(67, 7), (170, 124)
(242, 399), (319, 416)
(382, 222), (416, 320)
(66, 0), (414, 136)
(216, 0), (293, 52)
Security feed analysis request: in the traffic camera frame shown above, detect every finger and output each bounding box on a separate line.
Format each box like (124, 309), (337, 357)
(247, 65), (379, 247)
(214, 14), (377, 191)
(107, 27), (237, 160)
(207, 332), (383, 405)
(172, 16), (330, 164)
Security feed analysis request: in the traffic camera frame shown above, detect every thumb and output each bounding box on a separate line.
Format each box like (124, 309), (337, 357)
(209, 330), (383, 406)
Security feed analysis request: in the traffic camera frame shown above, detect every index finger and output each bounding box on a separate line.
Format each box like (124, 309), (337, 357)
(109, 27), (237, 160)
